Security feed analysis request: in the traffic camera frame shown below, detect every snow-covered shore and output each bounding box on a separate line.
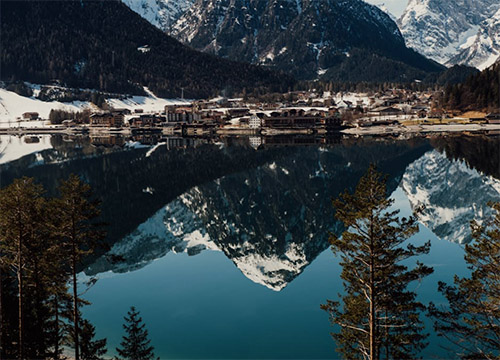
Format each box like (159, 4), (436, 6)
(0, 88), (90, 122)
(0, 86), (190, 123)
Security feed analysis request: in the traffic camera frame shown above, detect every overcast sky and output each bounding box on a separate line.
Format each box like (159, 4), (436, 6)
(365, 0), (408, 18)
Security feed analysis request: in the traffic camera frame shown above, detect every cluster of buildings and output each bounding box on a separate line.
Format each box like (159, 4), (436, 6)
(49, 89), (500, 133)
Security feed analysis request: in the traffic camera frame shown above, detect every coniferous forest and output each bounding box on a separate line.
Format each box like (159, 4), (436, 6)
(0, 175), (107, 360)
(442, 63), (500, 111)
(0, 0), (295, 99)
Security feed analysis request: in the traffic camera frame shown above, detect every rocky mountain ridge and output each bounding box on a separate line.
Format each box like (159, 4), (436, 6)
(398, 0), (500, 70)
(125, 0), (443, 81)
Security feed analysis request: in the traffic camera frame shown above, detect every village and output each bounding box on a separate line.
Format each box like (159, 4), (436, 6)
(10, 89), (500, 138)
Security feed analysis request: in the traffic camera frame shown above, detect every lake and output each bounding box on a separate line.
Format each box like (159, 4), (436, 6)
(0, 133), (498, 359)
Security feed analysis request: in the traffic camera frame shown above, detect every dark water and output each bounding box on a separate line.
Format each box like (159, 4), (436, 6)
(1, 133), (499, 359)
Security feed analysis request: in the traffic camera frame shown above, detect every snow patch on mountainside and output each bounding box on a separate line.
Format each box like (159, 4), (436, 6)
(106, 88), (190, 113)
(401, 150), (500, 244)
(0, 86), (190, 123)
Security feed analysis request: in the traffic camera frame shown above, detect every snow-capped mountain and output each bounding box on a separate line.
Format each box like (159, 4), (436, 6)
(401, 150), (500, 244)
(398, 0), (500, 69)
(121, 0), (194, 31)
(164, 0), (441, 81)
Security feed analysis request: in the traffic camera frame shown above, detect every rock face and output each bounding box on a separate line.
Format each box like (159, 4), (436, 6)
(447, 8), (500, 70)
(401, 150), (500, 244)
(121, 0), (194, 31)
(163, 0), (441, 81)
(398, 0), (500, 69)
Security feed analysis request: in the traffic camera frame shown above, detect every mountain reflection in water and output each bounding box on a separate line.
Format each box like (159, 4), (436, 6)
(1, 134), (499, 290)
(79, 135), (499, 292)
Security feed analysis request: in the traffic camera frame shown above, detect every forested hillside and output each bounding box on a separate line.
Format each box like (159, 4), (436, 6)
(442, 63), (500, 110)
(0, 0), (294, 98)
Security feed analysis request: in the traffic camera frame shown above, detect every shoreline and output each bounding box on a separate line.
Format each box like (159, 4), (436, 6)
(341, 123), (500, 135)
(1, 123), (500, 137)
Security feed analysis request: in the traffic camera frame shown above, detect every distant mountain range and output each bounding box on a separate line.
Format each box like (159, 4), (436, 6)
(127, 0), (500, 73)
(126, 0), (443, 82)
(3, 0), (497, 98)
(398, 0), (500, 70)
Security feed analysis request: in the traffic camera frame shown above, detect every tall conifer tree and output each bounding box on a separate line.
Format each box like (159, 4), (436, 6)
(321, 165), (433, 360)
(55, 174), (106, 360)
(79, 317), (107, 360)
(429, 202), (500, 359)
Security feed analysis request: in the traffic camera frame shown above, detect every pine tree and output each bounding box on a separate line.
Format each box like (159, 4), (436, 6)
(429, 202), (500, 359)
(79, 317), (107, 360)
(321, 165), (433, 360)
(116, 306), (157, 360)
(54, 174), (106, 360)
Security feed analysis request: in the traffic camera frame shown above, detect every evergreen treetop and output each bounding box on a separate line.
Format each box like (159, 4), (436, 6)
(116, 306), (157, 360)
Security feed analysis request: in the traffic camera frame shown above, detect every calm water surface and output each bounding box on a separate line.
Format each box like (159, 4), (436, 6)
(0, 133), (498, 359)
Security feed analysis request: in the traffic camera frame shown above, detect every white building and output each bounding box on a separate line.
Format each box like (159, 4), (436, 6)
(249, 114), (262, 129)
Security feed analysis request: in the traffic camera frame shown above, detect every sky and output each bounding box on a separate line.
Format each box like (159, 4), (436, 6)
(365, 0), (408, 18)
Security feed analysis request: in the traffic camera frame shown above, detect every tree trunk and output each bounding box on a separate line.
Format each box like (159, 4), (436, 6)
(72, 247), (79, 360)
(369, 212), (377, 360)
(17, 234), (23, 360)
(54, 296), (59, 360)
(33, 258), (43, 357)
(71, 208), (80, 360)
(369, 260), (376, 360)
